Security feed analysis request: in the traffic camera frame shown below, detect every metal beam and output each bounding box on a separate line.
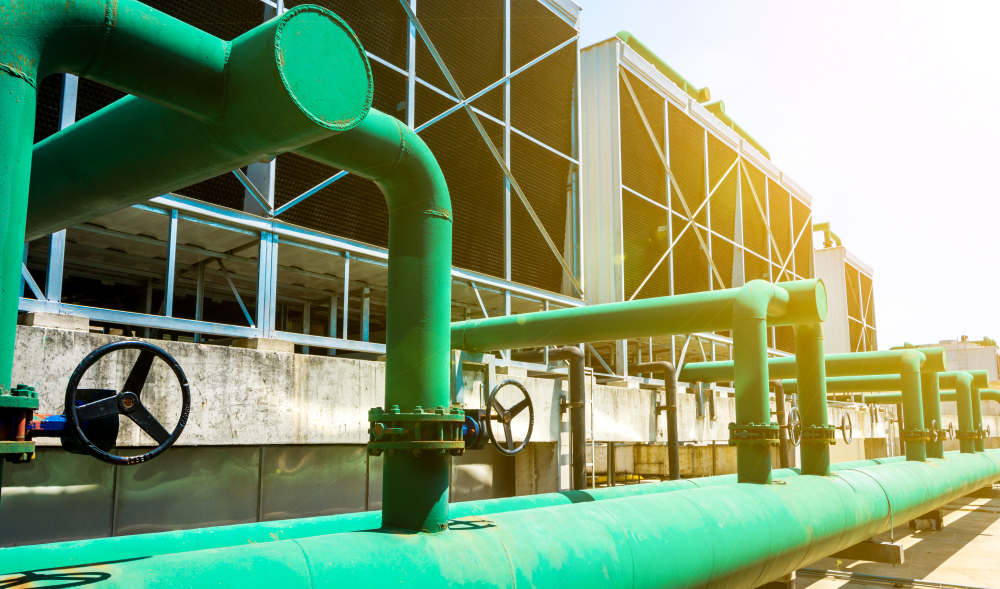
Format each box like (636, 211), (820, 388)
(164, 209), (178, 317)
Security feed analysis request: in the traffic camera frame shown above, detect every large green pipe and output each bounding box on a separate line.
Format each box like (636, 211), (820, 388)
(921, 371), (944, 458)
(813, 221), (842, 248)
(794, 323), (831, 475)
(615, 31), (710, 103)
(779, 370), (989, 394)
(295, 113), (453, 532)
(453, 279), (827, 484)
(0, 0), (237, 393)
(3, 4), (372, 397)
(7, 455), (912, 574)
(8, 452), (998, 588)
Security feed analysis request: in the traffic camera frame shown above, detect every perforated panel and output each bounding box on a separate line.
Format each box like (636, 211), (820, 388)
(671, 216), (708, 295)
(511, 40), (576, 158)
(775, 325), (795, 354)
(707, 135), (737, 241)
(623, 191), (670, 300)
(792, 199), (812, 278)
(710, 235), (734, 290)
(767, 179), (791, 270)
(740, 164), (768, 258)
(668, 103), (705, 226)
(845, 266), (861, 322)
(620, 69), (665, 203)
(33, 75), (63, 144)
(744, 251), (769, 284)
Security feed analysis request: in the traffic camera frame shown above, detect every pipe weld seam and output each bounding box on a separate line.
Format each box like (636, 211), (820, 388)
(0, 62), (34, 87)
(81, 0), (119, 78)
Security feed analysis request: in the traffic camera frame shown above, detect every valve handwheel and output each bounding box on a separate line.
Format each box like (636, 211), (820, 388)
(786, 406), (802, 447)
(840, 412), (853, 444)
(930, 419), (938, 443)
(486, 380), (534, 456)
(66, 341), (191, 465)
(947, 422), (955, 441)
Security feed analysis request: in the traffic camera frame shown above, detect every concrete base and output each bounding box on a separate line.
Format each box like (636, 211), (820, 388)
(908, 507), (944, 531)
(757, 571), (794, 589)
(17, 312), (88, 332)
(830, 539), (904, 564)
(231, 337), (295, 353)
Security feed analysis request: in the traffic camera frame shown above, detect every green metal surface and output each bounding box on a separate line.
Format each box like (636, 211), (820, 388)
(702, 100), (772, 159)
(812, 221), (842, 248)
(453, 279), (826, 484)
(616, 31), (710, 103)
(2, 4), (372, 398)
(296, 109), (452, 532)
(779, 370), (989, 395)
(921, 371), (944, 458)
(795, 323), (831, 476)
(6, 451), (997, 588)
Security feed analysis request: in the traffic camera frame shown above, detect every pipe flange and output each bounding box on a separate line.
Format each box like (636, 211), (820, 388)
(956, 430), (980, 440)
(727, 422), (779, 446)
(367, 405), (466, 457)
(801, 424), (837, 445)
(900, 428), (933, 442)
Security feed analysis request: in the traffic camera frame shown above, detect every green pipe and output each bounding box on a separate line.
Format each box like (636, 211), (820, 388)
(956, 375), (976, 454)
(295, 111), (453, 532)
(12, 452), (998, 588)
(5, 4), (371, 398)
(702, 100), (772, 160)
(0, 0), (238, 393)
(795, 323), (830, 475)
(451, 280), (825, 353)
(453, 279), (827, 484)
(616, 31), (710, 103)
(898, 350), (926, 461)
(813, 221), (842, 248)
(0, 454), (951, 574)
(779, 370), (989, 394)
(921, 371), (943, 458)
(681, 348), (948, 382)
(973, 385), (986, 452)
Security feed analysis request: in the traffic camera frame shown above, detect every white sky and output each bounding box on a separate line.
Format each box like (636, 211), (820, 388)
(574, 1), (1000, 350)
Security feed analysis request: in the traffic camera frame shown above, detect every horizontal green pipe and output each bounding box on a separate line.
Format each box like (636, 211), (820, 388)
(2, 0), (229, 120)
(702, 100), (771, 160)
(681, 347), (948, 383)
(0, 457), (903, 574)
(779, 370), (989, 394)
(616, 31), (710, 103)
(813, 222), (842, 248)
(18, 452), (999, 588)
(451, 279), (826, 353)
(25, 5), (372, 241)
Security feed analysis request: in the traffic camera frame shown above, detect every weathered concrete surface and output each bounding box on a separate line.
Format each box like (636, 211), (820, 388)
(17, 312), (89, 332)
(231, 337), (295, 353)
(801, 486), (1000, 588)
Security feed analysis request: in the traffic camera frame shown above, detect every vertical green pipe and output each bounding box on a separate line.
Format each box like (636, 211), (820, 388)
(296, 110), (451, 532)
(0, 74), (35, 393)
(900, 350), (926, 461)
(921, 371), (943, 458)
(972, 385), (986, 452)
(955, 373), (975, 454)
(732, 282), (783, 484)
(794, 323), (830, 476)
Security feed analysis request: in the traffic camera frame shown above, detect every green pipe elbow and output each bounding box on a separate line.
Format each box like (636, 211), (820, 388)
(812, 221), (842, 248)
(0, 0), (229, 121)
(25, 5), (373, 240)
(616, 30), (710, 103)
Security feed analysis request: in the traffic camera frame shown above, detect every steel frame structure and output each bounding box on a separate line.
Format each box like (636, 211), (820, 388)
(20, 0), (586, 358)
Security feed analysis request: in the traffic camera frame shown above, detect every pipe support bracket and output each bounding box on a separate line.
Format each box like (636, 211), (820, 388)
(728, 422), (779, 446)
(801, 424), (837, 445)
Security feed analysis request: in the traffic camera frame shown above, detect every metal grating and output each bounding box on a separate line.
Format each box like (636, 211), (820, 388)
(623, 191), (670, 300)
(740, 163), (768, 258)
(142, 0), (263, 40)
(75, 78), (126, 122)
(668, 103), (705, 226)
(767, 179), (791, 268)
(707, 134), (737, 241)
(33, 75), (63, 144)
(710, 235), (734, 290)
(510, 40), (576, 158)
(670, 216), (708, 295)
(619, 69), (665, 203)
(415, 0), (504, 122)
(849, 319), (863, 353)
(510, 132), (570, 293)
(845, 266), (861, 322)
(744, 251), (769, 284)
(791, 199), (812, 278)
(511, 0), (576, 71)
(775, 325), (795, 354)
